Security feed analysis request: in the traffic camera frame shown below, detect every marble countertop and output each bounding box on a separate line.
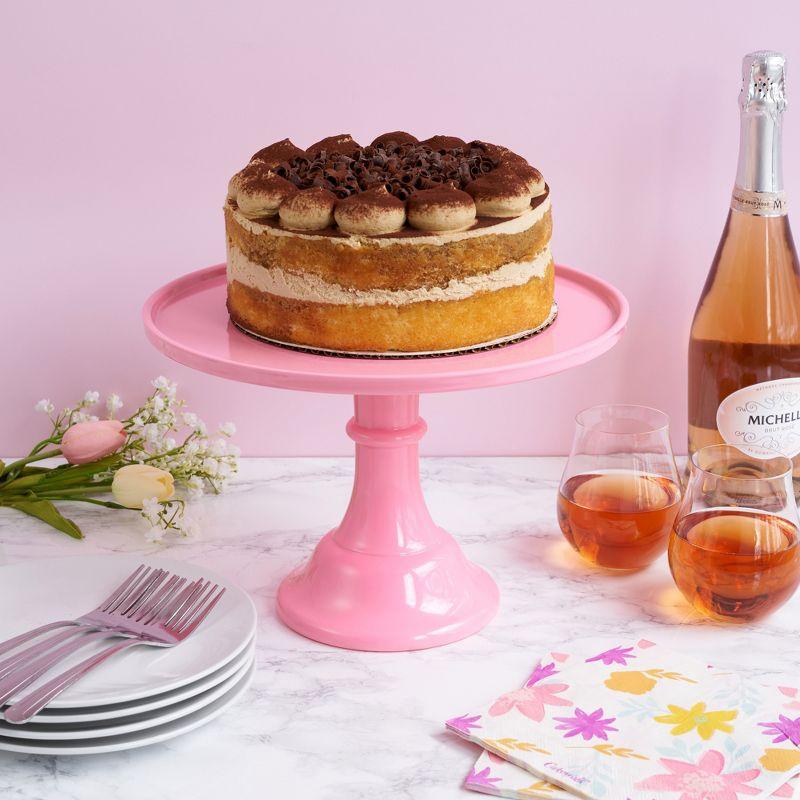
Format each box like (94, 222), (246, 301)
(1, 456), (797, 800)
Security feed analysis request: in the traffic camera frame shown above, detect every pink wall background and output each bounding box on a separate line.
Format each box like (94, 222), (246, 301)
(2, 1), (798, 456)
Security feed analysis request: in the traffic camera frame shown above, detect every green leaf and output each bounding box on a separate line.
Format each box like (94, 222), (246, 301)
(42, 454), (120, 483)
(19, 466), (51, 475)
(2, 498), (84, 539)
(0, 473), (46, 493)
(0, 460), (4, 472)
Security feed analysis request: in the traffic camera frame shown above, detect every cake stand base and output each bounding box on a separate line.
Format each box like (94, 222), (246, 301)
(144, 263), (629, 652)
(276, 394), (499, 651)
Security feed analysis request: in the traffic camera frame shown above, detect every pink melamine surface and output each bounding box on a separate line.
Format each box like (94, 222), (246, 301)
(143, 264), (628, 395)
(143, 264), (626, 650)
(276, 395), (500, 651)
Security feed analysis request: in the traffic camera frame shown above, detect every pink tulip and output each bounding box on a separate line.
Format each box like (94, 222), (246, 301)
(61, 420), (127, 464)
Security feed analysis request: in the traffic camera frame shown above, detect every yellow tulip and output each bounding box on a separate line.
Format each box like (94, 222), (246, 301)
(112, 464), (174, 509)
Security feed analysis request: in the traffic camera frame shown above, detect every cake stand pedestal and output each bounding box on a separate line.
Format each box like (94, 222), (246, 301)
(143, 264), (628, 651)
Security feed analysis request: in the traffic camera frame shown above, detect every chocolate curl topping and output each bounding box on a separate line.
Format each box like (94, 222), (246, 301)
(241, 135), (538, 204)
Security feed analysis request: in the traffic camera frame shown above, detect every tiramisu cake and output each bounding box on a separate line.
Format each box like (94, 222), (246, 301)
(225, 132), (553, 354)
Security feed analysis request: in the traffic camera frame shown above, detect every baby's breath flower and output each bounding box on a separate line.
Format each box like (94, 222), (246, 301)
(35, 399), (54, 414)
(187, 476), (205, 500)
(219, 421), (236, 437)
(84, 390), (100, 405)
(202, 457), (219, 476)
(141, 496), (162, 526)
(142, 424), (161, 444)
(152, 376), (177, 400)
(209, 438), (228, 457)
(106, 394), (123, 416)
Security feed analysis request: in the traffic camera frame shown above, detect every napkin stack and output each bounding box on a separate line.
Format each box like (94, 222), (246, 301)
(446, 639), (800, 799)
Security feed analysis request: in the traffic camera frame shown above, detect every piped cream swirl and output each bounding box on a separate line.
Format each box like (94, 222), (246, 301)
(229, 193), (550, 248)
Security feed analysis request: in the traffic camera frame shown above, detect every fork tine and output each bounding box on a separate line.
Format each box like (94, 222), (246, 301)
(176, 587), (226, 638)
(116, 568), (163, 616)
(133, 574), (179, 622)
(140, 577), (187, 625)
(98, 565), (146, 611)
(164, 580), (207, 628)
(173, 583), (218, 634)
(172, 582), (215, 631)
(106, 566), (154, 613)
(123, 570), (169, 616)
(153, 580), (201, 627)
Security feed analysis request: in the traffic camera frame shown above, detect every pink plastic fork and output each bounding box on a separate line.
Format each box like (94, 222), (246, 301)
(3, 577), (225, 723)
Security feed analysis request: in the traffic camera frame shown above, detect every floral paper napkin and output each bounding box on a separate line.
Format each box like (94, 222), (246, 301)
(446, 639), (800, 800)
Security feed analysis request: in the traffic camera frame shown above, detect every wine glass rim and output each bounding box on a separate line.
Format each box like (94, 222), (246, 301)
(574, 403), (670, 435)
(690, 443), (793, 479)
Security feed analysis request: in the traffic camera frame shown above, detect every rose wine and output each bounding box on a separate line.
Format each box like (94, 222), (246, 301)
(669, 509), (800, 621)
(557, 471), (681, 570)
(688, 52), (800, 482)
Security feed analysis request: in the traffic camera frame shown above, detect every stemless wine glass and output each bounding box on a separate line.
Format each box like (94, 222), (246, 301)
(669, 444), (800, 623)
(557, 405), (682, 570)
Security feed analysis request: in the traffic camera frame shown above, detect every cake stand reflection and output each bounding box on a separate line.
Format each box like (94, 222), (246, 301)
(143, 264), (628, 651)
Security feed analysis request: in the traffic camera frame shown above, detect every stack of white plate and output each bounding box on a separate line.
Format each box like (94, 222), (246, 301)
(0, 555), (257, 755)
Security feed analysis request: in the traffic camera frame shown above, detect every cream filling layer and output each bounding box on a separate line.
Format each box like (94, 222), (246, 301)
(227, 244), (552, 307)
(228, 194), (550, 248)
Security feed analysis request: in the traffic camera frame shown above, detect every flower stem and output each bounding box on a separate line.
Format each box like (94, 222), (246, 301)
(35, 484), (112, 498)
(28, 437), (59, 457)
(0, 449), (62, 479)
(51, 497), (126, 510)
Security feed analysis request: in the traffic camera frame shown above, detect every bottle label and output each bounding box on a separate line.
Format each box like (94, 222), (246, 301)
(731, 188), (788, 216)
(717, 378), (800, 457)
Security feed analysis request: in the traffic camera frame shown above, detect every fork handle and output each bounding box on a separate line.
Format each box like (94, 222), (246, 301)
(4, 639), (140, 724)
(0, 626), (88, 680)
(0, 621), (77, 657)
(0, 629), (118, 706)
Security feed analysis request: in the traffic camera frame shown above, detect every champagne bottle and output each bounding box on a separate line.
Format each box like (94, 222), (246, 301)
(688, 51), (800, 485)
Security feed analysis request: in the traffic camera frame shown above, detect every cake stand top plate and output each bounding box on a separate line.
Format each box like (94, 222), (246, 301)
(143, 264), (628, 395)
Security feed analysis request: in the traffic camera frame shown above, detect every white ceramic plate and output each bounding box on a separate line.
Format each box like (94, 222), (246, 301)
(2, 637), (255, 724)
(0, 654), (254, 739)
(0, 659), (255, 755)
(0, 555), (257, 707)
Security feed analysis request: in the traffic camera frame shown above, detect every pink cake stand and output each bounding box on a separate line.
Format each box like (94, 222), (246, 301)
(143, 264), (628, 652)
